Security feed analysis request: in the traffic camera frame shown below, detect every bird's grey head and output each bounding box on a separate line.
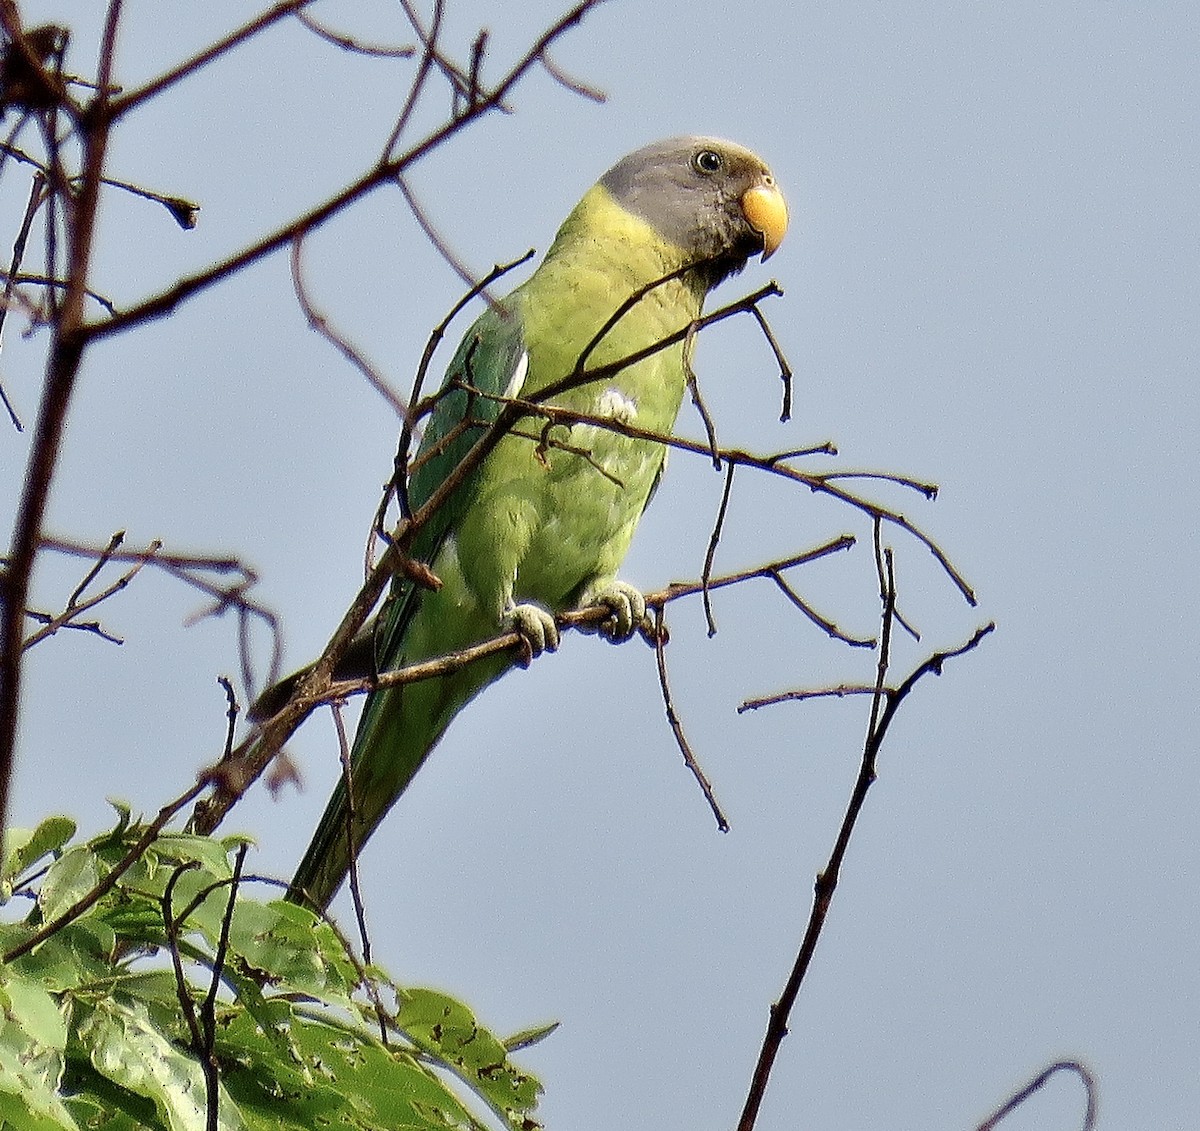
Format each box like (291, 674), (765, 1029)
(599, 135), (788, 288)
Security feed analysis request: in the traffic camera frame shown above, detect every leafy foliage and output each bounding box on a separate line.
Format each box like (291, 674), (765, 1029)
(0, 811), (548, 1131)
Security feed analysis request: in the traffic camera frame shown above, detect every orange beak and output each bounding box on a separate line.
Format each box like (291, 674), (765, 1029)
(741, 179), (788, 260)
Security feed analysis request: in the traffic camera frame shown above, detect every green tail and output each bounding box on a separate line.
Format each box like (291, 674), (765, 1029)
(286, 644), (509, 910)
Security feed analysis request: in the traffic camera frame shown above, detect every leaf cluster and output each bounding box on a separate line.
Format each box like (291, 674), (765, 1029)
(0, 811), (548, 1131)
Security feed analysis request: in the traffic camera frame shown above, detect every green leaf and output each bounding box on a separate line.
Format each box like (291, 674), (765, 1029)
(0, 1074), (79, 1131)
(503, 1020), (560, 1052)
(150, 834), (236, 880)
(0, 968), (67, 1049)
(0, 1007), (78, 1131)
(225, 900), (357, 1009)
(3, 818), (547, 1131)
(78, 997), (245, 1131)
(61, 1059), (162, 1130)
(38, 848), (101, 925)
(278, 1014), (475, 1130)
(3, 816), (77, 886)
(102, 802), (132, 841)
(399, 988), (542, 1128)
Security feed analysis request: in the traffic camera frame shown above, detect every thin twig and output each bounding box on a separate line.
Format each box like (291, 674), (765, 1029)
(289, 235), (406, 416)
(22, 533), (161, 649)
(682, 320), (721, 468)
(22, 608), (123, 645)
(382, 0), (444, 160)
(701, 460), (736, 636)
(162, 862), (206, 1058)
(98, 174), (199, 229)
(748, 302), (793, 422)
(768, 568), (876, 648)
(0, 170), (47, 430)
(295, 11), (415, 58)
(390, 250), (535, 526)
(1, 271), (118, 315)
(396, 174), (496, 306)
(0, 169), (46, 354)
(539, 49), (606, 101)
(739, 684), (879, 712)
(330, 701), (372, 965)
(216, 676), (239, 759)
(108, 1), (315, 117)
(201, 842), (248, 1052)
(395, 0), (482, 114)
(652, 606), (728, 830)
(464, 30), (487, 114)
(974, 1060), (1098, 1131)
(36, 534), (282, 704)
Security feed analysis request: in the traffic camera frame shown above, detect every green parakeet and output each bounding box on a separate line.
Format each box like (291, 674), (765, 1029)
(279, 136), (787, 909)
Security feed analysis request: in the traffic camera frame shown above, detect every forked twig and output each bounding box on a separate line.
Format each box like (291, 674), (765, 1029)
(735, 537), (994, 1129)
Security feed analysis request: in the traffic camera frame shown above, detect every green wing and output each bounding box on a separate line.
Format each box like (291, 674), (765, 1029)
(288, 302), (527, 907)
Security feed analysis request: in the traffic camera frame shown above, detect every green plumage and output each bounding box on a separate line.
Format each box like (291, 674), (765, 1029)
(287, 138), (786, 908)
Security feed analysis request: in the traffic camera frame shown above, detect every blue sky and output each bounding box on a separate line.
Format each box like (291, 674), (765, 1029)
(4, 2), (1198, 1128)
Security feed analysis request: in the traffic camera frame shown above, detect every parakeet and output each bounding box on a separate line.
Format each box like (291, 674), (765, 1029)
(281, 136), (787, 909)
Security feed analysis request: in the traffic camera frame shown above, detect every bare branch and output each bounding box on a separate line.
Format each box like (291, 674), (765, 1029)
(216, 676), (239, 760)
(0, 168), (48, 430)
(191, 536), (854, 835)
(98, 173), (199, 228)
(2, 271), (118, 315)
(736, 596), (995, 1131)
(389, 249), (536, 528)
(739, 684), (878, 712)
(766, 568), (876, 648)
(36, 534), (282, 697)
(449, 315), (972, 606)
(383, 0), (445, 160)
(395, 0), (486, 116)
(681, 320), (721, 467)
(299, 542), (858, 708)
(0, 4), (121, 834)
(83, 1), (606, 345)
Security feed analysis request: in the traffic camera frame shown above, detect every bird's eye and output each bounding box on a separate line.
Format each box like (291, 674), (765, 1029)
(692, 149), (724, 175)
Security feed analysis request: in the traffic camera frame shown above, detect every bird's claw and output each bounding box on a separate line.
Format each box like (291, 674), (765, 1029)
(505, 602), (560, 665)
(588, 580), (648, 643)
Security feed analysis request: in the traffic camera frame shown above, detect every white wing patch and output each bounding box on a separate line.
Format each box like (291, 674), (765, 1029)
(595, 386), (638, 423)
(504, 351), (529, 399)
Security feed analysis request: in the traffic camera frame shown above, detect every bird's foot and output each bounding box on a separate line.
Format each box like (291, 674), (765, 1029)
(504, 602), (560, 666)
(585, 579), (648, 643)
